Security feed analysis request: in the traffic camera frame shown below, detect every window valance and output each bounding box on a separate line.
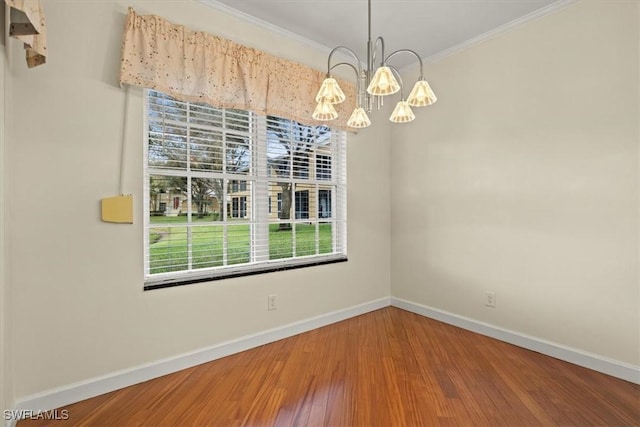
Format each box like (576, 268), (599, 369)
(119, 8), (356, 130)
(4, 0), (47, 67)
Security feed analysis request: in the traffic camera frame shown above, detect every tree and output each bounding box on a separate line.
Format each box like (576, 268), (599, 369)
(150, 175), (216, 220)
(148, 93), (251, 220)
(266, 117), (330, 230)
(179, 140), (249, 220)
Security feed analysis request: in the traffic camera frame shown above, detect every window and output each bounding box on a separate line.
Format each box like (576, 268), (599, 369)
(144, 90), (347, 289)
(229, 180), (247, 192)
(293, 153), (309, 179)
(231, 196), (247, 218)
(295, 190), (309, 219)
(316, 155), (331, 180)
(277, 193), (282, 217)
(319, 190), (332, 219)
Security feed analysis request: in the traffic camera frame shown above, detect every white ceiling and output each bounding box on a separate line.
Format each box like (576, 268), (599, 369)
(204, 0), (567, 69)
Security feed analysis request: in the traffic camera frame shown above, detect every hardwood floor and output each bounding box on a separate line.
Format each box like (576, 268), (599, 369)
(18, 307), (639, 426)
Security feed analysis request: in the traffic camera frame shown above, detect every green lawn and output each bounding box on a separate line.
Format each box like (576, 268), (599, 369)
(148, 216), (333, 274)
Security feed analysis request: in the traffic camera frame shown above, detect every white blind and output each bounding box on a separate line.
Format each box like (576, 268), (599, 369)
(144, 90), (347, 288)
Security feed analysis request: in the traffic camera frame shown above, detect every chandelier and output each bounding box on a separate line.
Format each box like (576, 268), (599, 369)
(312, 0), (437, 128)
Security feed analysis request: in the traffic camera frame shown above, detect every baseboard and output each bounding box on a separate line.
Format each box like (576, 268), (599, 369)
(12, 297), (391, 416)
(10, 294), (638, 424)
(391, 297), (640, 385)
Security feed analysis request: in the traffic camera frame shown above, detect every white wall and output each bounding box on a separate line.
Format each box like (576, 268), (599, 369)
(392, 0), (639, 366)
(7, 1), (391, 400)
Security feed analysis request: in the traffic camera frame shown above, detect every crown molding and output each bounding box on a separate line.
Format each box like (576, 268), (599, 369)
(198, 0), (578, 75)
(421, 0), (579, 66)
(196, 0), (334, 55)
(195, 0), (362, 77)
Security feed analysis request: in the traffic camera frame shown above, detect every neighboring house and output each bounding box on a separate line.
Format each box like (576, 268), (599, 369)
(228, 145), (334, 221)
(149, 189), (219, 218)
(149, 190), (183, 216)
(148, 149), (332, 220)
(147, 114), (333, 221)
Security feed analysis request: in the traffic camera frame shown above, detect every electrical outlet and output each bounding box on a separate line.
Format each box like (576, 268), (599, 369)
(268, 294), (278, 311)
(485, 291), (496, 308)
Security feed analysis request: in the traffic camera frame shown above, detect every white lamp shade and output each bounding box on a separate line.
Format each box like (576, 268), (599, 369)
(367, 66), (400, 96)
(407, 80), (437, 107)
(389, 101), (415, 123)
(315, 77), (346, 104)
(347, 107), (371, 128)
(312, 101), (338, 121)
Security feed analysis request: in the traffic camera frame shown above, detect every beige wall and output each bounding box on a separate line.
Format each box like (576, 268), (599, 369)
(392, 0), (639, 365)
(7, 1), (391, 399)
(5, 0), (638, 408)
(1, 3), (11, 414)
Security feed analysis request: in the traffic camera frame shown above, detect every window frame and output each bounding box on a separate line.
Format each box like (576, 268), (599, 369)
(143, 90), (347, 290)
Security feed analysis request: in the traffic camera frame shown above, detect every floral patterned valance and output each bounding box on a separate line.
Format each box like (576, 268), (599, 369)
(119, 8), (356, 130)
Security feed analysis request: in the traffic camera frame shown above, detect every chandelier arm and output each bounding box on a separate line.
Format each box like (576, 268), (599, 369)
(327, 46), (363, 77)
(329, 61), (359, 77)
(371, 36), (386, 67)
(384, 49), (424, 79)
(329, 62), (363, 108)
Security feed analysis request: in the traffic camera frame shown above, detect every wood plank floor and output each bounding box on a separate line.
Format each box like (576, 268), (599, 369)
(19, 307), (639, 426)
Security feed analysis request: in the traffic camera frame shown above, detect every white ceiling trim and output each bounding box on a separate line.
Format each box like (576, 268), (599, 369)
(197, 0), (363, 78)
(419, 0), (579, 67)
(198, 0), (578, 73)
(196, 0), (334, 55)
